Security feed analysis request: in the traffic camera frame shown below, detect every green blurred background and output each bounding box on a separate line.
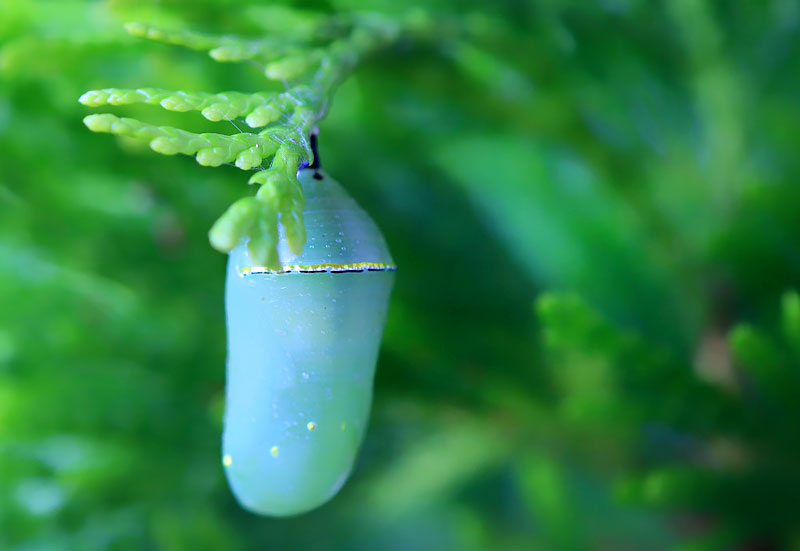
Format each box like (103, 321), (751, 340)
(3, 0), (800, 549)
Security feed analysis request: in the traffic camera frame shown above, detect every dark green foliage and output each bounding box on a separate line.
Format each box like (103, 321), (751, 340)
(3, 0), (800, 550)
(539, 292), (800, 550)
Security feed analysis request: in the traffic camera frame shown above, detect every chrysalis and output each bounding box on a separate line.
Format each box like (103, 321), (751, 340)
(222, 167), (395, 516)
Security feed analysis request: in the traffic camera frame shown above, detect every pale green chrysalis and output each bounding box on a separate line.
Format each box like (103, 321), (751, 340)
(222, 167), (395, 516)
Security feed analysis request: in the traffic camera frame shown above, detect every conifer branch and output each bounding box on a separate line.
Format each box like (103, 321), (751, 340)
(81, 11), (420, 268)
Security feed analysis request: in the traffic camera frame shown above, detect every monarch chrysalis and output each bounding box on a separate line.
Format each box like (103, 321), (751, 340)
(222, 167), (395, 516)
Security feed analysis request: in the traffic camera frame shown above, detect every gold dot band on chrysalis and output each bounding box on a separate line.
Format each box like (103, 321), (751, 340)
(241, 262), (398, 276)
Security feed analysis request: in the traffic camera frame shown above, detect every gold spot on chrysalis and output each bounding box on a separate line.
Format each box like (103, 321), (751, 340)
(223, 454), (232, 467)
(307, 421), (316, 431)
(270, 445), (279, 457)
(340, 422), (347, 431)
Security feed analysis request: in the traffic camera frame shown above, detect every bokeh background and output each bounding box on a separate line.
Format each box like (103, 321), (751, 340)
(3, 0), (800, 549)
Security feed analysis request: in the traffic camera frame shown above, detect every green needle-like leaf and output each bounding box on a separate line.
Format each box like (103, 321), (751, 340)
(82, 114), (277, 167)
(125, 22), (298, 64)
